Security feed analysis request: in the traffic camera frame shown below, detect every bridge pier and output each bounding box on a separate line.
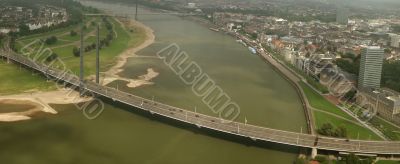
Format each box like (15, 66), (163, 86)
(311, 147), (318, 159)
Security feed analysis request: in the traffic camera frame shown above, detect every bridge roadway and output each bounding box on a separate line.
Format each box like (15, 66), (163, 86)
(1, 52), (400, 155)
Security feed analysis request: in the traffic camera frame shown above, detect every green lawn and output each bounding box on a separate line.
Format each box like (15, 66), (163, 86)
(299, 82), (382, 140)
(0, 61), (56, 95)
(300, 82), (355, 120)
(314, 111), (382, 140)
(370, 117), (400, 141)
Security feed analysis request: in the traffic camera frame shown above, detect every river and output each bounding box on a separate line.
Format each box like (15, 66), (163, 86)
(0, 1), (307, 163)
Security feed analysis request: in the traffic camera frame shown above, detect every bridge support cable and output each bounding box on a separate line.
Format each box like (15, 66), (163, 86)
(79, 23), (85, 97)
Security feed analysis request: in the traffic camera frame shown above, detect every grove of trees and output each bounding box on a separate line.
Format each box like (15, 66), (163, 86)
(317, 123), (348, 138)
(382, 60), (400, 92)
(335, 53), (360, 75)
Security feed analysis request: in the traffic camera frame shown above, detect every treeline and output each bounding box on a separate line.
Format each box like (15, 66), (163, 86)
(382, 60), (400, 92)
(335, 53), (361, 75)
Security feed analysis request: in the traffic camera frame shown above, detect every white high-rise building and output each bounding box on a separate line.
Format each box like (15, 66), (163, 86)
(358, 46), (384, 89)
(391, 34), (400, 48)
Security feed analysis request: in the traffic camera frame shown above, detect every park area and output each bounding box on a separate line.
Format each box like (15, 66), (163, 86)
(299, 82), (382, 140)
(0, 16), (146, 95)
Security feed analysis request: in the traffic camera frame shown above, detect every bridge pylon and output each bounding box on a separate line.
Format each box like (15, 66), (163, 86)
(96, 24), (100, 84)
(79, 22), (85, 97)
(135, 0), (138, 20)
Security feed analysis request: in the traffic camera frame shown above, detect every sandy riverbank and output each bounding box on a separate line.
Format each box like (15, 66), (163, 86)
(0, 89), (90, 122)
(99, 18), (158, 88)
(0, 18), (156, 122)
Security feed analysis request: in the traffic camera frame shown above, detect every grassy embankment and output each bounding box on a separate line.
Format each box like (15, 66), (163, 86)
(300, 82), (382, 140)
(0, 17), (145, 95)
(263, 45), (382, 140)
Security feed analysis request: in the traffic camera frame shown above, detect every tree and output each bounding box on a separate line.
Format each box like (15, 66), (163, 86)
(382, 61), (400, 92)
(46, 53), (58, 62)
(45, 36), (58, 45)
(345, 154), (360, 164)
(343, 90), (357, 102)
(318, 123), (348, 138)
(70, 30), (77, 36)
(318, 123), (334, 136)
(18, 24), (30, 35)
(335, 59), (359, 75)
(342, 53), (356, 60)
(73, 47), (80, 57)
(334, 126), (348, 138)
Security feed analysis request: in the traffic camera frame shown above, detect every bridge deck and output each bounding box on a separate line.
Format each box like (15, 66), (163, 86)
(1, 52), (400, 155)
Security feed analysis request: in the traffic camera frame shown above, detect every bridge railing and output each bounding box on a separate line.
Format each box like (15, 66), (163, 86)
(1, 52), (400, 155)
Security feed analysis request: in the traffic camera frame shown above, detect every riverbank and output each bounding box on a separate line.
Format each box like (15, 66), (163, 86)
(101, 18), (157, 88)
(0, 89), (89, 122)
(257, 47), (315, 134)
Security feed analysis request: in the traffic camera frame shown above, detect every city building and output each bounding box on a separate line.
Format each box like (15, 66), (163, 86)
(358, 46), (384, 89)
(336, 7), (349, 25)
(390, 34), (400, 48)
(357, 88), (400, 126)
(187, 3), (196, 9)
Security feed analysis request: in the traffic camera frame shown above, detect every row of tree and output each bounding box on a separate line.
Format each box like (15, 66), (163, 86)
(72, 18), (115, 57)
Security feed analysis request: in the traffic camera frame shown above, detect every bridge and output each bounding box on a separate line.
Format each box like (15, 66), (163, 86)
(1, 51), (400, 156)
